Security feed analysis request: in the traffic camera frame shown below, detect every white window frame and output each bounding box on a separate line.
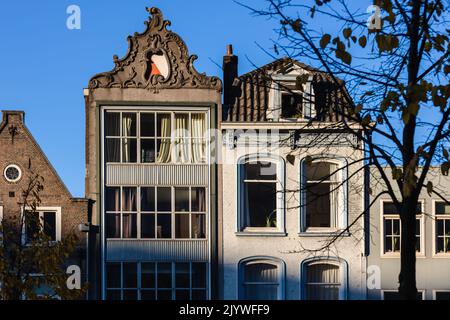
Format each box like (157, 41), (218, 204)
(432, 199), (450, 257)
(22, 206), (62, 244)
(433, 290), (450, 300)
(299, 156), (348, 234)
(380, 199), (425, 258)
(300, 257), (348, 300)
(381, 289), (425, 300)
(236, 154), (285, 235)
(238, 256), (285, 300)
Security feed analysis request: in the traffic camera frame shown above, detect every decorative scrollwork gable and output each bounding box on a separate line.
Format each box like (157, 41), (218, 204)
(88, 7), (222, 92)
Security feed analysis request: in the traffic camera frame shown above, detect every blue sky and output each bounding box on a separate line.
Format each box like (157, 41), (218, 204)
(0, 0), (283, 197)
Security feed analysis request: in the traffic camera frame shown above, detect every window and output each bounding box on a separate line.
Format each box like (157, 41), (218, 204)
(239, 258), (284, 300)
(434, 291), (450, 300)
(382, 290), (423, 300)
(435, 201), (450, 254)
(238, 156), (285, 233)
(382, 201), (423, 254)
(302, 160), (345, 231)
(302, 261), (345, 300)
(24, 208), (61, 243)
(106, 262), (207, 300)
(281, 92), (303, 118)
(104, 111), (207, 164)
(106, 186), (206, 239)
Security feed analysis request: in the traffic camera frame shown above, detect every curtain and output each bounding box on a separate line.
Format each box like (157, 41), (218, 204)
(305, 263), (340, 300)
(157, 114), (171, 163)
(174, 114), (189, 163)
(191, 114), (206, 163)
(329, 163), (339, 228)
(122, 114), (134, 162)
(244, 263), (278, 300)
(122, 188), (136, 238)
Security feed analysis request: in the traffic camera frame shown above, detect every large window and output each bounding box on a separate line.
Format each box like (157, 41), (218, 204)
(106, 186), (206, 239)
(106, 262), (207, 300)
(238, 156), (285, 233)
(104, 111), (207, 164)
(24, 208), (61, 243)
(435, 201), (450, 254)
(382, 201), (423, 255)
(302, 259), (346, 300)
(239, 258), (284, 300)
(302, 160), (345, 231)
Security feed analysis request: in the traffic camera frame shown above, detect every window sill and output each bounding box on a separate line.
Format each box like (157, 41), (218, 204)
(235, 231), (287, 237)
(298, 230), (351, 237)
(381, 252), (426, 259)
(432, 253), (450, 258)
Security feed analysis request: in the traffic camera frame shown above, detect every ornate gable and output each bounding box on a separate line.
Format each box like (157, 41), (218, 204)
(88, 7), (221, 92)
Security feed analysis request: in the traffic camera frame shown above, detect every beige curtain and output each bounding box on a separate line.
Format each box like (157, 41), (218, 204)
(243, 263), (278, 300)
(122, 114), (133, 162)
(174, 114), (189, 163)
(305, 263), (340, 300)
(191, 114), (206, 163)
(157, 114), (171, 163)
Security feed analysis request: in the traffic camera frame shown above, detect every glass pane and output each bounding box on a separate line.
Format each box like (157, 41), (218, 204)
(383, 202), (397, 215)
(245, 182), (277, 228)
(305, 263), (339, 283)
(305, 284), (339, 300)
(305, 183), (331, 228)
(141, 290), (156, 300)
(244, 263), (278, 282)
(106, 213), (120, 238)
(106, 187), (121, 212)
(122, 113), (136, 137)
(436, 202), (450, 215)
(176, 290), (190, 300)
(123, 290), (137, 300)
(436, 292), (450, 300)
(157, 263), (172, 289)
(141, 139), (156, 163)
(106, 290), (121, 300)
(141, 214), (155, 238)
(192, 263), (206, 289)
(141, 263), (156, 289)
(106, 263), (121, 288)
(122, 138), (137, 163)
(123, 263), (137, 288)
(141, 113), (155, 137)
(43, 212), (56, 241)
(122, 187), (137, 211)
(393, 219), (400, 235)
(141, 187), (155, 211)
(385, 236), (393, 252)
(105, 138), (120, 163)
(305, 162), (337, 181)
(157, 214), (172, 238)
(105, 112), (120, 136)
(122, 214), (137, 238)
(175, 263), (190, 288)
(191, 113), (206, 137)
(393, 236), (400, 251)
(281, 92), (303, 118)
(156, 139), (172, 163)
(157, 187), (172, 212)
(157, 113), (171, 137)
(191, 214), (206, 239)
(244, 161), (276, 180)
(192, 289), (206, 300)
(244, 284), (278, 300)
(175, 187), (190, 212)
(191, 187), (206, 212)
(157, 290), (172, 300)
(175, 214), (190, 238)
(385, 219), (392, 236)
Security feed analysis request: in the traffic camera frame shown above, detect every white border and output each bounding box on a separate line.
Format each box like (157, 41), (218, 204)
(3, 164), (22, 183)
(432, 199), (450, 258)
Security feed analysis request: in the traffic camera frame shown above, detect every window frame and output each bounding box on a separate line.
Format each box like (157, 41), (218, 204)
(432, 199), (450, 257)
(433, 290), (450, 300)
(300, 257), (348, 300)
(236, 154), (286, 235)
(381, 289), (425, 300)
(22, 206), (62, 244)
(380, 199), (425, 258)
(299, 156), (348, 234)
(238, 256), (285, 300)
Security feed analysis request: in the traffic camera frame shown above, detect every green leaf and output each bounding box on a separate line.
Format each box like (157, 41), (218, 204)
(320, 34), (331, 49)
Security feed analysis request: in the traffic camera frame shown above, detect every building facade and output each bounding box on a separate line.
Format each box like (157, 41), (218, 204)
(85, 7), (222, 300)
(368, 167), (450, 300)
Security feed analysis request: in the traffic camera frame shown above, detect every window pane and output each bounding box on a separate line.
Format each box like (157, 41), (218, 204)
(141, 263), (155, 289)
(306, 183), (331, 228)
(106, 187), (121, 212)
(122, 214), (137, 238)
(123, 263), (137, 288)
(245, 182), (277, 228)
(436, 292), (450, 300)
(436, 202), (450, 215)
(244, 284), (278, 300)
(192, 263), (206, 288)
(191, 187), (206, 212)
(106, 263), (121, 288)
(175, 187), (190, 212)
(157, 263), (172, 289)
(122, 113), (136, 137)
(175, 263), (190, 288)
(244, 263), (278, 283)
(176, 290), (190, 300)
(141, 214), (155, 238)
(122, 138), (137, 163)
(157, 290), (172, 300)
(191, 214), (206, 239)
(43, 212), (56, 241)
(156, 139), (172, 163)
(105, 112), (120, 136)
(141, 113), (155, 137)
(105, 138), (120, 163)
(157, 187), (172, 212)
(157, 114), (171, 137)
(123, 290), (137, 300)
(175, 214), (190, 238)
(106, 290), (121, 300)
(122, 187), (137, 211)
(305, 263), (340, 300)
(281, 92), (303, 118)
(106, 213), (120, 238)
(305, 162), (336, 181)
(141, 139), (156, 163)
(192, 289), (206, 300)
(157, 214), (172, 238)
(141, 290), (156, 300)
(244, 162), (276, 180)
(384, 291), (423, 300)
(141, 187), (155, 211)
(383, 202), (398, 215)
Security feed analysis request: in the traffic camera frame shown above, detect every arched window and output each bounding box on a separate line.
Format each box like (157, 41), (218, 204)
(239, 258), (285, 300)
(301, 258), (347, 300)
(238, 155), (285, 233)
(301, 158), (347, 232)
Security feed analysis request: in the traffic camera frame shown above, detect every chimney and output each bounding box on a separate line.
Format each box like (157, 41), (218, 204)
(223, 44), (238, 117)
(2, 110), (25, 125)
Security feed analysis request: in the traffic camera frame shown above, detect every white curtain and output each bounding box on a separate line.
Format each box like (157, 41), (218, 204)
(174, 114), (189, 163)
(122, 114), (133, 162)
(122, 188), (136, 238)
(157, 114), (171, 163)
(243, 263), (278, 300)
(191, 114), (206, 163)
(305, 263), (340, 300)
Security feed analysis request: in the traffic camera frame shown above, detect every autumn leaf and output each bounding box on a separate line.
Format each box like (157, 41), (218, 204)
(320, 34), (331, 49)
(359, 36), (367, 48)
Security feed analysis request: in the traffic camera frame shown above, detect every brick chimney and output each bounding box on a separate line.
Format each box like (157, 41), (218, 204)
(223, 45), (238, 119)
(1, 110), (25, 125)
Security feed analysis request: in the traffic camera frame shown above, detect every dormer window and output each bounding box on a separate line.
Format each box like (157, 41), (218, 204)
(281, 92), (303, 118)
